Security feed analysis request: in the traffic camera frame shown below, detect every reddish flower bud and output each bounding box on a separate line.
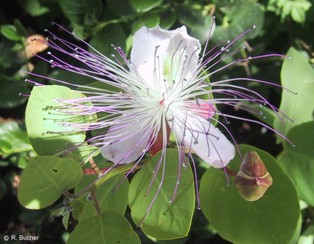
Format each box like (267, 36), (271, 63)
(234, 151), (273, 201)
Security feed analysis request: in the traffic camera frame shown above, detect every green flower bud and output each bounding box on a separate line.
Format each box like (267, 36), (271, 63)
(234, 151), (273, 201)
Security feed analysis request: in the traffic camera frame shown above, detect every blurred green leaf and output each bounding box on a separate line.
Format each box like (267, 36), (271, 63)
(129, 149), (195, 239)
(213, 0), (264, 41)
(298, 224), (314, 244)
(200, 144), (300, 244)
(18, 0), (50, 17)
(278, 121), (314, 206)
(0, 75), (29, 109)
(67, 211), (140, 244)
(290, 1), (311, 23)
(0, 120), (32, 157)
(267, 0), (312, 23)
(130, 0), (163, 13)
(13, 19), (28, 37)
(106, 0), (135, 16)
(18, 156), (83, 209)
(89, 24), (126, 57)
(177, 4), (215, 43)
(273, 47), (314, 139)
(1, 25), (21, 41)
(159, 8), (176, 29)
(132, 13), (160, 32)
(59, 0), (103, 26)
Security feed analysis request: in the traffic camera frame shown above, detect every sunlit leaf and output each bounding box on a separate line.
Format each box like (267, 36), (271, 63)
(129, 148), (195, 239)
(18, 156), (82, 209)
(200, 144), (300, 244)
(67, 211), (140, 244)
(77, 174), (129, 220)
(25, 85), (93, 160)
(274, 47), (314, 138)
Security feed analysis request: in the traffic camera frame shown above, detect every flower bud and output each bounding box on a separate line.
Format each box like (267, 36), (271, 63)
(234, 151), (273, 201)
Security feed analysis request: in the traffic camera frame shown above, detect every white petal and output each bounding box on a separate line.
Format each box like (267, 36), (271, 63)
(171, 112), (235, 168)
(101, 125), (151, 165)
(130, 26), (201, 90)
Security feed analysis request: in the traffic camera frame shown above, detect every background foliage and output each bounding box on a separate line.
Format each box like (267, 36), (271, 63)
(0, 0), (313, 243)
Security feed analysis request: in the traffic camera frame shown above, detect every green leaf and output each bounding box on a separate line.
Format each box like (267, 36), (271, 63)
(89, 24), (126, 58)
(200, 144), (300, 244)
(273, 47), (314, 139)
(14, 19), (28, 38)
(213, 0), (264, 42)
(159, 9), (176, 29)
(18, 0), (50, 17)
(77, 174), (129, 220)
(132, 13), (160, 33)
(267, 0), (312, 23)
(129, 148), (195, 240)
(67, 211), (140, 244)
(130, 0), (163, 12)
(106, 0), (135, 16)
(25, 85), (92, 160)
(299, 224), (314, 243)
(18, 156), (83, 209)
(0, 120), (32, 157)
(58, 0), (103, 25)
(0, 25), (21, 41)
(278, 121), (314, 206)
(0, 75), (29, 109)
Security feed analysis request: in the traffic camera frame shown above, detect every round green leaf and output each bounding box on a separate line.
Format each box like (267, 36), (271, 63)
(200, 145), (300, 244)
(18, 156), (83, 209)
(279, 121), (314, 206)
(25, 85), (90, 159)
(77, 174), (129, 220)
(129, 148), (195, 240)
(67, 211), (140, 244)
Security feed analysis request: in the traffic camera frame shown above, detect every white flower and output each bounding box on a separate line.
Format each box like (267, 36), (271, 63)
(99, 26), (235, 168)
(27, 24), (288, 172)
